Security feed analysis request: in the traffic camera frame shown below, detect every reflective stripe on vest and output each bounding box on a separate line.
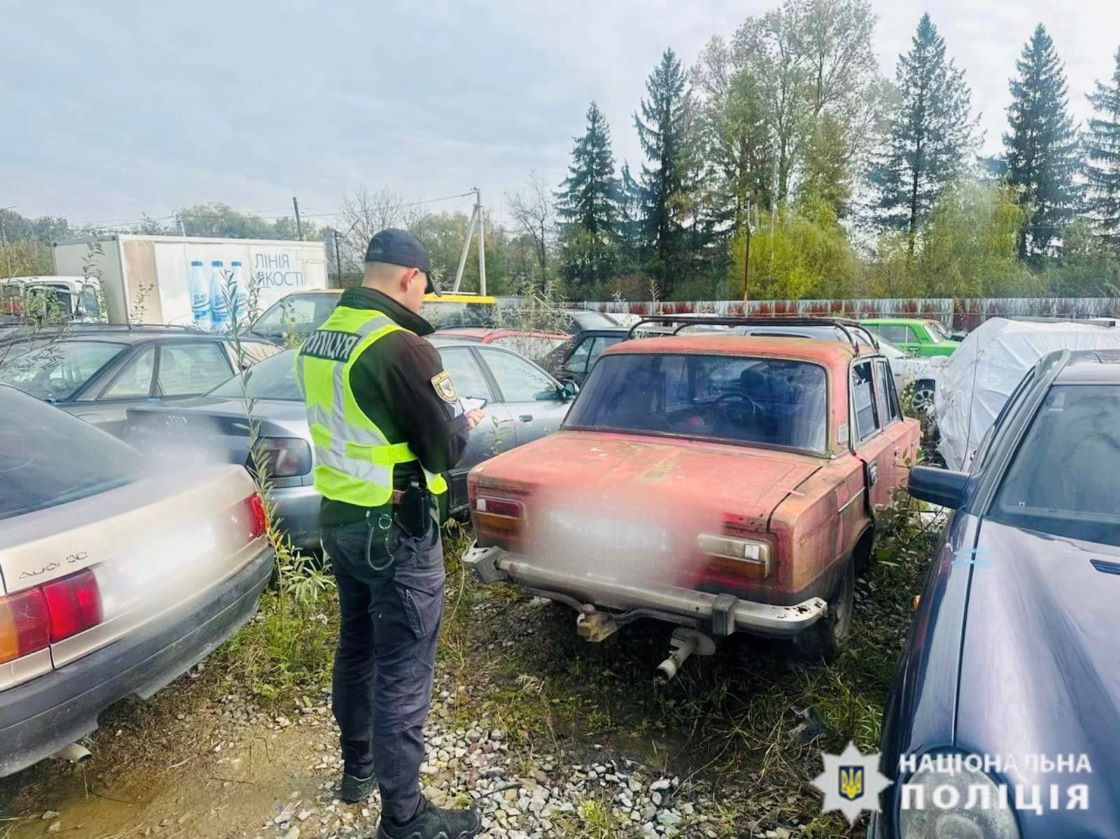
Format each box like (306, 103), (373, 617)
(296, 305), (448, 507)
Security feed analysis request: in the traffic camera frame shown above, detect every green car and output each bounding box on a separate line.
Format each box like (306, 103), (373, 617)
(861, 318), (961, 357)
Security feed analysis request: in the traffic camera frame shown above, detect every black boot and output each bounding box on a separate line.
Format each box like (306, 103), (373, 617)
(376, 797), (481, 839)
(339, 770), (377, 804)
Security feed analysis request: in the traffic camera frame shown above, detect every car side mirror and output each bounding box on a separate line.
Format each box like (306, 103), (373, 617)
(559, 380), (579, 401)
(908, 465), (969, 509)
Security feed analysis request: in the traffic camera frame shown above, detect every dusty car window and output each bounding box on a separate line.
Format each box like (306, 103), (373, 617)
(438, 347), (492, 402)
(991, 385), (1120, 546)
(478, 348), (557, 402)
(926, 322), (950, 342)
(0, 340), (126, 401)
(0, 387), (141, 519)
(852, 361), (880, 441)
(102, 345), (156, 399)
(158, 343), (233, 397)
(566, 353), (828, 452)
(211, 349), (301, 401)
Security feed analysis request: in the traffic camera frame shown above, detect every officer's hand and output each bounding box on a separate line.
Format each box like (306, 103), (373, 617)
(465, 408), (485, 430)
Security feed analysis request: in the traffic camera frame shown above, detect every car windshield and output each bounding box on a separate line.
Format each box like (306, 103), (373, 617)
(926, 321), (950, 342)
(565, 352), (828, 453)
(991, 384), (1120, 546)
(0, 386), (142, 519)
(0, 339), (126, 400)
(210, 349), (301, 401)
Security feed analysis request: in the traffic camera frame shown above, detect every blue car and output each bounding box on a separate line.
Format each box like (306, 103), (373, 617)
(873, 349), (1120, 838)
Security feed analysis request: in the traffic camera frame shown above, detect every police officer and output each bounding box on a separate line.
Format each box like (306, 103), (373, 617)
(297, 229), (484, 839)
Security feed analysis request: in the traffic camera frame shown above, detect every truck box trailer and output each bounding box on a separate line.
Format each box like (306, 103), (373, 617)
(51, 234), (329, 327)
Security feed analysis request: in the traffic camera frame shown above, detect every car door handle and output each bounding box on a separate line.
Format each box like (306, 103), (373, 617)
(519, 414), (533, 423)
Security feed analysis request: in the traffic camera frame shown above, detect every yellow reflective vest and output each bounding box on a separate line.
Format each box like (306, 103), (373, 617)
(295, 305), (448, 507)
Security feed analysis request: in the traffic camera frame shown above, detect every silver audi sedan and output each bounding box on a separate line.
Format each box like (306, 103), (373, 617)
(0, 385), (273, 777)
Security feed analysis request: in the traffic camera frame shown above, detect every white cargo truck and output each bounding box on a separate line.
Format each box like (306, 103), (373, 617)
(51, 234), (329, 327)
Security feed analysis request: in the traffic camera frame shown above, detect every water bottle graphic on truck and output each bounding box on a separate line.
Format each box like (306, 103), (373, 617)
(189, 259), (250, 330)
(188, 260), (211, 329)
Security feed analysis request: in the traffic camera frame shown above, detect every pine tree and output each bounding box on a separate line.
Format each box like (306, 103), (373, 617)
(1085, 48), (1120, 248)
(1004, 24), (1080, 261)
(556, 102), (620, 289)
(870, 14), (975, 254)
(634, 48), (696, 291)
(617, 162), (645, 270)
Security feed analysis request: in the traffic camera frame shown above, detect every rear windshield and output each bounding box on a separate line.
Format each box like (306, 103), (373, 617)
(488, 334), (567, 363)
(0, 386), (141, 519)
(991, 385), (1120, 546)
(210, 350), (301, 401)
(0, 339), (125, 400)
(565, 352), (828, 453)
(424, 301), (496, 329)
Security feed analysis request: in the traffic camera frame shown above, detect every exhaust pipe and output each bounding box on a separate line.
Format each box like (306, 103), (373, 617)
(52, 743), (92, 765)
(655, 628), (716, 684)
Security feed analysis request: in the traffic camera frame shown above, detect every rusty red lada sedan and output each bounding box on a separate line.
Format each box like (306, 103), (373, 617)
(464, 317), (920, 675)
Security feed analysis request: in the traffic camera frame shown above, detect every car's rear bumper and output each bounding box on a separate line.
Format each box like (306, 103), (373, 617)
(0, 547), (273, 778)
(463, 544), (826, 637)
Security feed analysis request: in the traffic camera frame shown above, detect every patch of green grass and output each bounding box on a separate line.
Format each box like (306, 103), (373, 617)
(550, 794), (628, 838)
(216, 590), (337, 704)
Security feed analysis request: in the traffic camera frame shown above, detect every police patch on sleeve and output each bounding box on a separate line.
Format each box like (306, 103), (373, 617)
(431, 370), (459, 403)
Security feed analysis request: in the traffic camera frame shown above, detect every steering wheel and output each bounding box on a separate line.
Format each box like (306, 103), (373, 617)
(714, 392), (763, 424)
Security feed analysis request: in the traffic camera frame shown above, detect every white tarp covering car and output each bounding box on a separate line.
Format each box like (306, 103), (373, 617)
(936, 317), (1120, 469)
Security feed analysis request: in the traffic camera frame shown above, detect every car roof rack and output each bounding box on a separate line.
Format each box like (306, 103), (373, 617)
(626, 314), (879, 352)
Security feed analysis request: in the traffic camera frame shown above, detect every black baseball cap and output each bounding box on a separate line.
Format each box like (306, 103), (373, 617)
(365, 228), (440, 295)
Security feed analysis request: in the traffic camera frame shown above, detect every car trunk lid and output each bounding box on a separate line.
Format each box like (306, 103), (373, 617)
(0, 465), (267, 678)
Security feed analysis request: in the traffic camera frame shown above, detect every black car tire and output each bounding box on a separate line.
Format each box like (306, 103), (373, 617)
(795, 558), (855, 663)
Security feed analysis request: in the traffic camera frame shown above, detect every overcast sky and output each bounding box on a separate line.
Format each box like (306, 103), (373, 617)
(2, 0), (1117, 228)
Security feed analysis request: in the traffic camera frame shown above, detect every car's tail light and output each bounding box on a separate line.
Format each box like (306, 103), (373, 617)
(473, 496), (526, 541)
(41, 570), (103, 643)
(252, 437), (312, 478)
(0, 588), (50, 664)
(247, 493), (268, 539)
(697, 534), (772, 578)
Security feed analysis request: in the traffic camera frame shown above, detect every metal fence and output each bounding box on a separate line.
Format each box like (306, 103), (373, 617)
(494, 296), (1120, 332)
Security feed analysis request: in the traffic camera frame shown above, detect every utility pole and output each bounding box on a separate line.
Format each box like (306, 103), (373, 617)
(292, 196), (303, 241)
(453, 188), (488, 294)
(475, 187), (486, 296)
(0, 206), (16, 279)
(332, 229), (343, 287)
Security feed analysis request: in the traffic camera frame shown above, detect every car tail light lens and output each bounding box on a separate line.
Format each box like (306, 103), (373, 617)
(697, 534), (772, 578)
(252, 437), (312, 478)
(0, 588), (50, 664)
(247, 493), (268, 539)
(41, 569), (103, 643)
(473, 496), (526, 539)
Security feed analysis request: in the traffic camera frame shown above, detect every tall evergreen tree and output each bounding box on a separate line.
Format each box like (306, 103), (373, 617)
(1004, 24), (1080, 261)
(617, 162), (645, 270)
(1085, 48), (1120, 249)
(634, 47), (696, 290)
(556, 102), (620, 289)
(870, 14), (975, 254)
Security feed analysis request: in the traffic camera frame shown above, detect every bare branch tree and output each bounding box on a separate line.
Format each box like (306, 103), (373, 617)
(340, 187), (408, 258)
(505, 171), (553, 280)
